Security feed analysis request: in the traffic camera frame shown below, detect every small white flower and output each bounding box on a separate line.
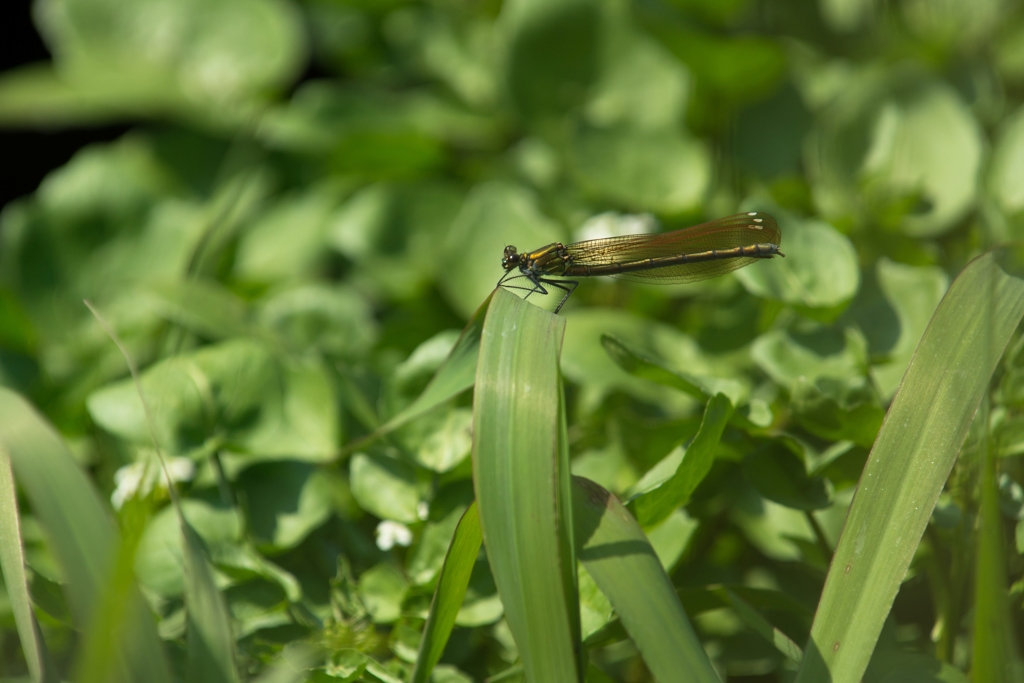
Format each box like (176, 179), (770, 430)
(110, 456), (195, 509)
(375, 521), (413, 551)
(163, 457), (195, 485)
(417, 501), (430, 521)
(111, 462), (147, 510)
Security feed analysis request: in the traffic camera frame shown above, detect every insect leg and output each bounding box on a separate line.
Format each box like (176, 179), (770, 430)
(497, 272), (550, 299)
(536, 278), (578, 313)
(496, 270), (515, 288)
(522, 274), (549, 301)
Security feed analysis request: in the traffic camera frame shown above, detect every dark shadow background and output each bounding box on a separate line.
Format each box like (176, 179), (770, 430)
(0, 3), (128, 209)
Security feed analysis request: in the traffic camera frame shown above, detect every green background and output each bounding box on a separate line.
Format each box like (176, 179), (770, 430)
(1, 0), (1024, 680)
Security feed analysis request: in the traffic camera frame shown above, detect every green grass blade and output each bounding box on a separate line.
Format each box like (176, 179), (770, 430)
(183, 519), (240, 683)
(710, 587), (803, 663)
(628, 394), (734, 528)
(0, 390), (115, 622)
(73, 507), (168, 683)
(601, 335), (740, 403)
(0, 448), (58, 683)
(796, 248), (1024, 683)
(487, 663), (524, 682)
(247, 645), (319, 683)
(473, 289), (579, 683)
(87, 299), (238, 683)
(971, 398), (1023, 682)
(0, 389), (172, 683)
(342, 292), (490, 456)
(556, 374), (584, 675)
(411, 503), (483, 683)
(573, 477), (720, 683)
(677, 586), (807, 663)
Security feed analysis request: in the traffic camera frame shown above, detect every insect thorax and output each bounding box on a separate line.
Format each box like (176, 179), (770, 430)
(523, 243), (571, 276)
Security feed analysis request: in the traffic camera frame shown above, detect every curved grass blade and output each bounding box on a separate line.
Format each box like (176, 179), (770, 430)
(0, 448), (58, 683)
(679, 585), (808, 662)
(411, 504), (483, 683)
(248, 645), (319, 683)
(796, 248), (1024, 683)
(710, 587), (802, 663)
(601, 334), (744, 405)
(601, 335), (767, 427)
(971, 396), (1024, 681)
(486, 663), (524, 681)
(0, 389), (172, 683)
(74, 501), (167, 683)
(341, 292), (491, 457)
(473, 289), (579, 682)
(182, 519), (239, 683)
(573, 477), (720, 683)
(628, 393), (733, 528)
(86, 300), (237, 683)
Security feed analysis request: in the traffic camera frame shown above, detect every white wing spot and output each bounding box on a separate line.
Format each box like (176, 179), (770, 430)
(753, 217), (763, 223)
(747, 212), (757, 216)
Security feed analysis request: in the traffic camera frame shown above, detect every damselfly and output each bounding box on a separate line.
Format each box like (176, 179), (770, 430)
(496, 212), (783, 313)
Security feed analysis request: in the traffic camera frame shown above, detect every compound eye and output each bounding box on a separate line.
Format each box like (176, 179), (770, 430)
(501, 245), (520, 270)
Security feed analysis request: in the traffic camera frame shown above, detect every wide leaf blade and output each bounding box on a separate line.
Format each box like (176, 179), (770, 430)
(796, 248), (1024, 683)
(342, 292), (490, 456)
(628, 393), (734, 528)
(0, 389), (172, 683)
(410, 504), (483, 683)
(0, 449), (58, 682)
(472, 289), (578, 682)
(573, 477), (720, 683)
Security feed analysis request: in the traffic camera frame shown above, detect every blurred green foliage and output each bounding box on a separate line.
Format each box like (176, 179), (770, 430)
(1, 0), (1024, 680)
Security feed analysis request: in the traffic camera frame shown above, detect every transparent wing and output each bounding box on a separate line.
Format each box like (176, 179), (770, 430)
(565, 212), (780, 264)
(564, 212), (781, 284)
(612, 256), (772, 284)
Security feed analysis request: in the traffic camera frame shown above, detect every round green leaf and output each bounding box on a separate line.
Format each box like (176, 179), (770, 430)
(790, 377), (884, 448)
(87, 338), (274, 453)
(501, 0), (601, 121)
(808, 73), (983, 237)
(901, 0), (1002, 50)
(357, 563), (408, 624)
(88, 339), (340, 461)
(751, 327), (869, 389)
(349, 452), (421, 524)
(585, 35), (689, 131)
(866, 647), (971, 682)
(36, 0), (306, 109)
(135, 498), (241, 597)
(644, 509), (699, 571)
(259, 283), (378, 358)
(562, 308), (729, 412)
(744, 445), (833, 511)
(866, 258), (948, 399)
(439, 182), (563, 318)
(456, 561), (503, 627)
(327, 182), (464, 299)
(236, 461), (336, 551)
(407, 497), (469, 586)
(570, 126), (711, 215)
(413, 408), (473, 473)
(731, 484), (816, 561)
(235, 184), (346, 283)
(226, 580), (291, 638)
(736, 211), (859, 310)
(874, 82), (983, 237)
(990, 105), (1024, 218)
